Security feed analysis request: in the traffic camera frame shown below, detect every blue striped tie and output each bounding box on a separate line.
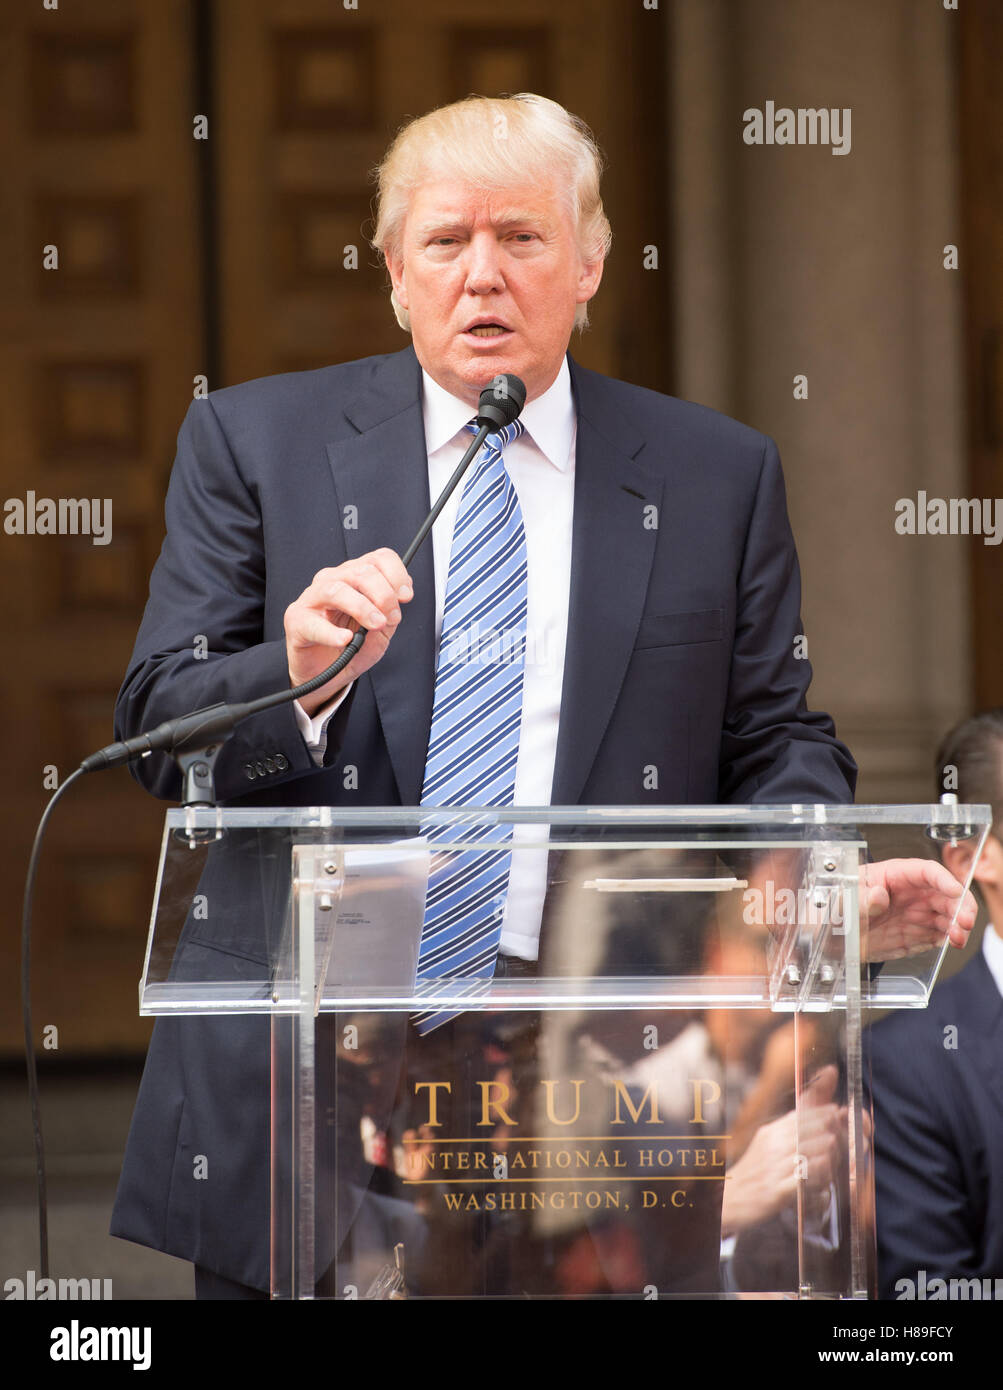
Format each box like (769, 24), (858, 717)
(413, 418), (527, 1033)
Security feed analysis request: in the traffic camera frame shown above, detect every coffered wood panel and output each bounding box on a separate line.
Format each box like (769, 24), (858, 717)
(1, 0), (203, 1054)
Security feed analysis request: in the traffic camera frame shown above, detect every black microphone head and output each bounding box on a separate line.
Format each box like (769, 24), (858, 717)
(476, 374), (527, 431)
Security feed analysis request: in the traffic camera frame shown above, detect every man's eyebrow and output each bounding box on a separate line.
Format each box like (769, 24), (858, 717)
(491, 209), (548, 226)
(413, 211), (551, 237)
(413, 218), (465, 237)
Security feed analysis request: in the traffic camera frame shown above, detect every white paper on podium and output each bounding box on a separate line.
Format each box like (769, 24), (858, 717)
(321, 841), (430, 992)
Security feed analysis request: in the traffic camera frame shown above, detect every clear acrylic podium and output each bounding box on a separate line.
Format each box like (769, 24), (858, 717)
(138, 802), (989, 1299)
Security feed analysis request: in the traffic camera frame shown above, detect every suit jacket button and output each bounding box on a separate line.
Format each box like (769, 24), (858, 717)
(264, 757), (276, 774)
(275, 753), (289, 771)
(244, 763), (256, 780)
(255, 759), (267, 777)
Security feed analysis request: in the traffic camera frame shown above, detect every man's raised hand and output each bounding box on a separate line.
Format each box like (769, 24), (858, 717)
(284, 549), (413, 716)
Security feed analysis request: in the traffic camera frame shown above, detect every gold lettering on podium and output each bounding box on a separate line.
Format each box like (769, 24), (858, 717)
(476, 1080), (516, 1127)
(540, 1079), (585, 1126)
(689, 1078), (721, 1124)
(611, 1081), (661, 1125)
(414, 1081), (451, 1127)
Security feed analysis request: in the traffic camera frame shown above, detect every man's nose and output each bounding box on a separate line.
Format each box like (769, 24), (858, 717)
(463, 234), (505, 295)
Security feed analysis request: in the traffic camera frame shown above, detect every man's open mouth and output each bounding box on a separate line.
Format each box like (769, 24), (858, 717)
(465, 322), (511, 337)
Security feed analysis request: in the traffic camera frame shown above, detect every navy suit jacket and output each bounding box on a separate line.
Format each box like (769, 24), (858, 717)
(110, 345), (856, 1287)
(869, 948), (1003, 1299)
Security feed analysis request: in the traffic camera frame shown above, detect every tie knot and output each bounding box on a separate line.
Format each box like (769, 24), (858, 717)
(465, 417), (525, 454)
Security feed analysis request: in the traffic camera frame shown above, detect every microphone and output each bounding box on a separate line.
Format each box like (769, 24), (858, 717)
(79, 375), (528, 794)
(475, 373), (527, 432)
(401, 374), (526, 567)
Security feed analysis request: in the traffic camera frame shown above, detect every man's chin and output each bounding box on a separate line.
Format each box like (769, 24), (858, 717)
(420, 347), (550, 405)
(449, 357), (528, 404)
(459, 351), (552, 403)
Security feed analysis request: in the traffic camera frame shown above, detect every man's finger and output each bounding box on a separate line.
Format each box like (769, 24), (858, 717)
(311, 578), (391, 631)
(366, 547), (414, 599)
(288, 611), (355, 650)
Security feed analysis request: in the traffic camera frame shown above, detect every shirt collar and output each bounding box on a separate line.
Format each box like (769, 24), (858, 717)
(421, 356), (575, 472)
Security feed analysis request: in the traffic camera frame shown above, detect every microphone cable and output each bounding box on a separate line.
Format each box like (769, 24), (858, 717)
(20, 766), (85, 1279)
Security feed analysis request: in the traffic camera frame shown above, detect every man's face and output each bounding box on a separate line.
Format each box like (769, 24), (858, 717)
(385, 176), (604, 406)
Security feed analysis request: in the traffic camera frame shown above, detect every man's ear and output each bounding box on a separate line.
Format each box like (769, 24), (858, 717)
(576, 255), (604, 306)
(385, 250), (409, 310)
(943, 833), (1003, 890)
(942, 841), (975, 886)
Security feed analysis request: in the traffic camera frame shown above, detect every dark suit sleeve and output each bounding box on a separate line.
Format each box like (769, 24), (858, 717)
(868, 1013), (983, 1298)
(114, 395), (354, 802)
(718, 437), (856, 804)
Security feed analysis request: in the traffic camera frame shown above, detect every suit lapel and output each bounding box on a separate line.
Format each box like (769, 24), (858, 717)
(959, 953), (1003, 1120)
(551, 357), (663, 806)
(325, 348), (436, 805)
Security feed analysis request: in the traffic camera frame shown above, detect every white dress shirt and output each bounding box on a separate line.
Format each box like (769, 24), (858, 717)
(294, 359), (577, 958)
(982, 922), (1003, 998)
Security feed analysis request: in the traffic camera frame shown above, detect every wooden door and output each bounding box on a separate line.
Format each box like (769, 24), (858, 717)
(2, 0), (669, 1055)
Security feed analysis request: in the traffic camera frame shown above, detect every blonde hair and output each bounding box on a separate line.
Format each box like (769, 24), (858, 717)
(371, 93), (611, 332)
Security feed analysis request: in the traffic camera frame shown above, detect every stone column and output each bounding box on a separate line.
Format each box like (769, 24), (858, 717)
(668, 0), (968, 801)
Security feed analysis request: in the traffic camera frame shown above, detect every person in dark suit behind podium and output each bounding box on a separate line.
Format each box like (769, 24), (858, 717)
(869, 709), (1003, 1300)
(109, 94), (975, 1297)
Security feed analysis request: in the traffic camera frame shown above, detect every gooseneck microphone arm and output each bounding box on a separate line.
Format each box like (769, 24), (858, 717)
(78, 374), (528, 802)
(77, 423), (494, 802)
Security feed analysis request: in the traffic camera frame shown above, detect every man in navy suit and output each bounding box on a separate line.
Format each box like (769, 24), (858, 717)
(110, 94), (973, 1296)
(869, 710), (1003, 1300)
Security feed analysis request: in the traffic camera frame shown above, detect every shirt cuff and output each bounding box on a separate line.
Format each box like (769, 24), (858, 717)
(294, 683), (354, 765)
